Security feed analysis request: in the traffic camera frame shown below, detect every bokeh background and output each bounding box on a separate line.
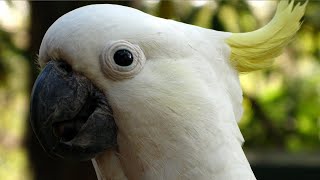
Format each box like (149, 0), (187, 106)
(0, 0), (319, 180)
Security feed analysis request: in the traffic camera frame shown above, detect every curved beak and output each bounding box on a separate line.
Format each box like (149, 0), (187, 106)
(30, 61), (117, 160)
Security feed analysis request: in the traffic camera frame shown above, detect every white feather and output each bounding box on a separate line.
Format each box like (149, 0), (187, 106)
(39, 4), (254, 180)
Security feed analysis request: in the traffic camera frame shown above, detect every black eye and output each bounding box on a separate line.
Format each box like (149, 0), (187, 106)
(113, 49), (134, 66)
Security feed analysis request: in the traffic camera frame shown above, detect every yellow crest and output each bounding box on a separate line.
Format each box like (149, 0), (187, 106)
(226, 0), (307, 72)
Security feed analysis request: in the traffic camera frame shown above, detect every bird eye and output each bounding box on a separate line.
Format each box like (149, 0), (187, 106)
(100, 40), (146, 80)
(113, 49), (133, 66)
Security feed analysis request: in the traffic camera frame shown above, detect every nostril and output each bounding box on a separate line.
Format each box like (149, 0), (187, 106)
(58, 61), (72, 74)
(53, 121), (78, 142)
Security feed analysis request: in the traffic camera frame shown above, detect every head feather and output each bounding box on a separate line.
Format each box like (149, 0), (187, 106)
(226, 0), (307, 72)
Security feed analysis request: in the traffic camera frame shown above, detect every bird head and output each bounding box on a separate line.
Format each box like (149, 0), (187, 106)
(30, 1), (306, 178)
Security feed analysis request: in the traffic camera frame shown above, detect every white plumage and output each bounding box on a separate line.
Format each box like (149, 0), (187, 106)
(37, 1), (306, 179)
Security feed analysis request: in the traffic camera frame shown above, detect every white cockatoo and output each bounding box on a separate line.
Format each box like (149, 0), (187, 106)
(30, 1), (307, 179)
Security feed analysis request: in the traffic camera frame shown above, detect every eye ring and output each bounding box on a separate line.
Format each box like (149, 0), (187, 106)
(100, 40), (146, 80)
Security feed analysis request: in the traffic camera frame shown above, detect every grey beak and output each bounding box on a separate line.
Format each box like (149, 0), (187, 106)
(30, 61), (117, 160)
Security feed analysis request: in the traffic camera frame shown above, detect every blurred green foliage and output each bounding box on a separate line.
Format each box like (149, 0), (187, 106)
(0, 2), (30, 179)
(0, 0), (319, 180)
(0, 26), (30, 180)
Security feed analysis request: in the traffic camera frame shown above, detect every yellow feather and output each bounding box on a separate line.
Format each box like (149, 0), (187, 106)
(226, 0), (307, 72)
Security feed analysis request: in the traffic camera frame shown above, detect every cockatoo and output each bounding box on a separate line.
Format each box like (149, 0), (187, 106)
(30, 1), (307, 179)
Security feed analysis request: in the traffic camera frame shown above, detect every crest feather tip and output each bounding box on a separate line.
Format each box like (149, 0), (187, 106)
(226, 0), (307, 72)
